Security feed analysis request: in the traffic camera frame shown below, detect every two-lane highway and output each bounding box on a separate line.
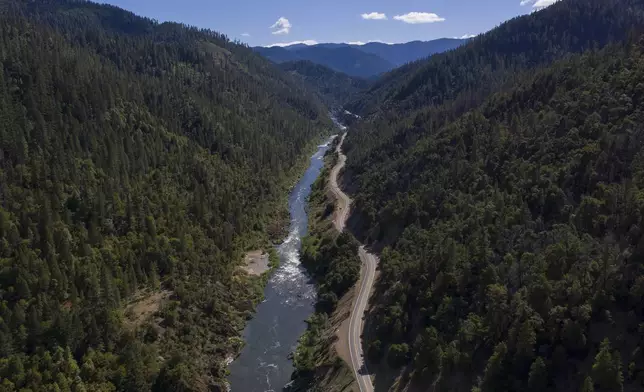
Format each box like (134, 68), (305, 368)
(349, 247), (378, 392)
(328, 132), (378, 392)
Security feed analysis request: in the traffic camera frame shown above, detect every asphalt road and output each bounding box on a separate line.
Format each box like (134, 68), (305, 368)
(349, 246), (377, 392)
(329, 132), (377, 392)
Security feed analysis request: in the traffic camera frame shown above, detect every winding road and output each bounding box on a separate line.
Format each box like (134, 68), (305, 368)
(329, 133), (351, 232)
(329, 132), (377, 392)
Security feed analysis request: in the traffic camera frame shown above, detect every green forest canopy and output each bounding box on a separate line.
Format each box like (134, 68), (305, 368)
(0, 0), (331, 391)
(340, 0), (644, 390)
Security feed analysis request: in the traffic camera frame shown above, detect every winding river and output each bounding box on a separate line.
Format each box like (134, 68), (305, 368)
(227, 136), (335, 392)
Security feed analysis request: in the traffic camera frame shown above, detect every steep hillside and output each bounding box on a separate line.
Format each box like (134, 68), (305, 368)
(347, 0), (644, 119)
(0, 0), (330, 391)
(352, 38), (644, 392)
(337, 0), (644, 390)
(279, 60), (370, 106)
(345, 0), (644, 184)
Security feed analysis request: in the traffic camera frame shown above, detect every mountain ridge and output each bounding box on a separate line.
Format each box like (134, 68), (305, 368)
(255, 38), (468, 78)
(346, 0), (644, 118)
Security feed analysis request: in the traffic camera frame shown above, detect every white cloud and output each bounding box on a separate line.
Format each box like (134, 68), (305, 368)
(393, 12), (445, 24)
(458, 34), (476, 39)
(266, 40), (318, 48)
(348, 40), (393, 45)
(267, 39), (396, 48)
(361, 12), (387, 20)
(533, 0), (559, 8)
(270, 17), (291, 35)
(521, 0), (560, 9)
(241, 32), (250, 37)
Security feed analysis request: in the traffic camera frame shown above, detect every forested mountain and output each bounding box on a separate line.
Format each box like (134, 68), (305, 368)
(253, 45), (302, 63)
(338, 0), (644, 390)
(354, 39), (467, 67)
(345, 0), (644, 209)
(354, 38), (644, 392)
(347, 0), (644, 119)
(255, 39), (468, 78)
(279, 60), (370, 107)
(0, 0), (331, 391)
(256, 45), (395, 78)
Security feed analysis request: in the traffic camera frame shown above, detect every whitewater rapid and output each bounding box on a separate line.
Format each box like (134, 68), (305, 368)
(227, 136), (335, 392)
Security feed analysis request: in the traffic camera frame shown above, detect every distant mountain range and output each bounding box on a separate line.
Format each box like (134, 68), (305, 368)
(278, 60), (370, 107)
(254, 39), (468, 78)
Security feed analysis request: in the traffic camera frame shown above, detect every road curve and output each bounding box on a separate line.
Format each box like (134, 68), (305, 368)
(349, 247), (377, 392)
(328, 132), (377, 392)
(329, 133), (351, 232)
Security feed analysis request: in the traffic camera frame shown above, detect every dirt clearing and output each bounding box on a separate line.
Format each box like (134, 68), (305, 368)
(124, 290), (171, 330)
(242, 250), (270, 276)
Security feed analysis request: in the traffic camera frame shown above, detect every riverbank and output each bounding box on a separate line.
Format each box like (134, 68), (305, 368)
(228, 136), (336, 391)
(239, 127), (338, 249)
(221, 128), (336, 380)
(287, 140), (361, 392)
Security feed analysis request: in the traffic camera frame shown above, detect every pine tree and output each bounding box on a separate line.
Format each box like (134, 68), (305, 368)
(528, 357), (548, 392)
(592, 339), (623, 392)
(482, 342), (508, 391)
(580, 376), (594, 392)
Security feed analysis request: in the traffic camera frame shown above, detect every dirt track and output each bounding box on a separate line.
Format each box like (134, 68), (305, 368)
(329, 133), (351, 232)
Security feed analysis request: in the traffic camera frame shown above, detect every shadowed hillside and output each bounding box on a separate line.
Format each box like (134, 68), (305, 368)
(0, 0), (332, 390)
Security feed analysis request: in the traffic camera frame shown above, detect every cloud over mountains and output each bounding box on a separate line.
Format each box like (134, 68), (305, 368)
(520, 0), (560, 9)
(393, 12), (445, 24)
(270, 17), (291, 35)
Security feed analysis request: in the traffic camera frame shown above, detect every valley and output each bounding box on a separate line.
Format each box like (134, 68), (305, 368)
(3, 0), (644, 391)
(228, 137), (334, 391)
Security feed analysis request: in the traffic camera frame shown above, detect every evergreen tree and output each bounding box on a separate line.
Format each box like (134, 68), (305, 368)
(0, 0), (332, 389)
(592, 339), (623, 392)
(580, 376), (594, 392)
(527, 357), (548, 392)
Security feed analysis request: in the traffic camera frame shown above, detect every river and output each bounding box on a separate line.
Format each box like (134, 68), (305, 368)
(227, 135), (336, 392)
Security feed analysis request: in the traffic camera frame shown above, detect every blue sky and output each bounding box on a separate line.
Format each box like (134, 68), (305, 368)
(100, 0), (558, 46)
